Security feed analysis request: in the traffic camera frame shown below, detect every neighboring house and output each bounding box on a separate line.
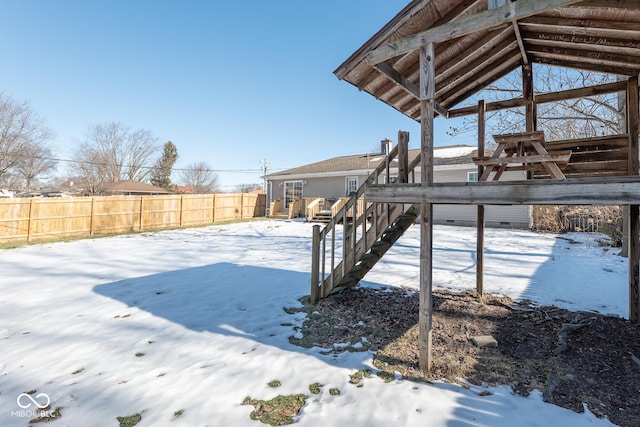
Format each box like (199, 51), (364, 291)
(265, 140), (531, 228)
(171, 185), (194, 194)
(101, 180), (171, 196)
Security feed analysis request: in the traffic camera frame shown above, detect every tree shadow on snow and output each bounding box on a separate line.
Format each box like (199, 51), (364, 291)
(93, 263), (314, 340)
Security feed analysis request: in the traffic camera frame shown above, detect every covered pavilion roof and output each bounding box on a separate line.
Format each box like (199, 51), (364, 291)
(334, 0), (640, 120)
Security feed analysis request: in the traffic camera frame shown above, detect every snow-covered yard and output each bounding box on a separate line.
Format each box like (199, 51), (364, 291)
(0, 220), (627, 426)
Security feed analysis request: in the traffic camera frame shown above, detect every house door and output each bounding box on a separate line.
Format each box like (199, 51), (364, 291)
(283, 181), (303, 208)
(345, 177), (358, 196)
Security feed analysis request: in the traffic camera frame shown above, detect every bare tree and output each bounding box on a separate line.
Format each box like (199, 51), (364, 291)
(0, 93), (53, 182)
(179, 162), (219, 194)
(13, 143), (57, 190)
(449, 65), (622, 142)
(71, 121), (159, 193)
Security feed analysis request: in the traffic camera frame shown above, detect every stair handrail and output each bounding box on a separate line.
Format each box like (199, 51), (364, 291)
(322, 143), (400, 235)
(269, 198), (283, 218)
(288, 198), (304, 219)
(306, 198), (324, 222)
(311, 141), (424, 303)
(330, 198), (348, 218)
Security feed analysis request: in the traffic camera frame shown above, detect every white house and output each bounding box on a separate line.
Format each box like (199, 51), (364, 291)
(265, 140), (531, 228)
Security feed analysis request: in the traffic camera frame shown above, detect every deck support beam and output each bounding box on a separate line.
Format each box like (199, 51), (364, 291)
(628, 75), (640, 323)
(419, 42), (435, 372)
(477, 100), (486, 301)
(365, 177), (640, 205)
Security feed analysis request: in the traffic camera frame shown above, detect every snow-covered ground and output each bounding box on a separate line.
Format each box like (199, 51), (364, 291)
(0, 220), (626, 426)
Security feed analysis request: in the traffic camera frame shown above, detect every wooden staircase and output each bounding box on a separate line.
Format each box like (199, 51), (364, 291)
(310, 135), (421, 302)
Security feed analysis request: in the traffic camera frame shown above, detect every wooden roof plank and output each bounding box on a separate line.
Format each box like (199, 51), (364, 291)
(522, 36), (640, 56)
(439, 55), (522, 107)
(448, 79), (626, 117)
(368, 0), (583, 65)
(530, 49), (640, 70)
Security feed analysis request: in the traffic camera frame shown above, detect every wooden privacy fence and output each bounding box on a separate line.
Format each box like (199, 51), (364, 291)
(0, 193), (266, 244)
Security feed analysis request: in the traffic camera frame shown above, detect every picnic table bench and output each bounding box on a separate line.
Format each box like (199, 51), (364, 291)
(473, 131), (572, 181)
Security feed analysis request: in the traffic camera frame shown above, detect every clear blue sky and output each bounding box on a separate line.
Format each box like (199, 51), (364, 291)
(0, 1), (471, 189)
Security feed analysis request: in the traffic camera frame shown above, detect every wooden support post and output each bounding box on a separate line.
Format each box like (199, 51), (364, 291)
(179, 195), (184, 227)
(523, 63), (536, 179)
(89, 197), (95, 236)
(628, 75), (640, 323)
(212, 194), (216, 223)
(630, 205), (640, 323)
(139, 197), (144, 231)
(27, 198), (35, 243)
(398, 131), (410, 184)
(523, 67), (536, 132)
(477, 100), (486, 301)
(419, 42), (435, 372)
(310, 225), (321, 304)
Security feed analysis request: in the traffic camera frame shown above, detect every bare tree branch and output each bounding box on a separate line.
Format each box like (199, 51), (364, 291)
(179, 161), (219, 194)
(0, 93), (53, 181)
(71, 121), (159, 194)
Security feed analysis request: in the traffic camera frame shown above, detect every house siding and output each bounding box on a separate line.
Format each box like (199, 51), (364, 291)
(431, 168), (530, 228)
(269, 175), (370, 203)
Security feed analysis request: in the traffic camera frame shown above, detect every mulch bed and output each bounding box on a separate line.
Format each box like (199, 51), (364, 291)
(289, 287), (640, 427)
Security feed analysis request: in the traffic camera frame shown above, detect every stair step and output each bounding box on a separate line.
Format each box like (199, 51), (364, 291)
(382, 227), (403, 239)
(335, 277), (358, 290)
(320, 200), (420, 299)
(371, 240), (392, 254)
(346, 265), (369, 280)
(396, 213), (417, 221)
(359, 252), (380, 268)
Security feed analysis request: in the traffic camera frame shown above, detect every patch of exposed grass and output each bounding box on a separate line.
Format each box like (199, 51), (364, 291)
(135, 352), (145, 357)
(25, 389), (37, 395)
(267, 379), (281, 388)
(71, 368), (84, 375)
(29, 406), (62, 423)
(242, 394), (307, 426)
(117, 413), (141, 427)
(376, 371), (395, 383)
(174, 409), (184, 417)
(349, 369), (372, 385)
(308, 383), (323, 394)
(329, 388), (341, 396)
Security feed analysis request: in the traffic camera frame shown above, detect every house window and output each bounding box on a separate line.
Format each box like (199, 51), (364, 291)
(467, 171), (479, 182)
(346, 178), (358, 195)
(283, 181), (303, 208)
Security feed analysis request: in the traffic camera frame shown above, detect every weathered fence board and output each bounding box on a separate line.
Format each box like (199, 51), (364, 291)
(0, 193), (266, 244)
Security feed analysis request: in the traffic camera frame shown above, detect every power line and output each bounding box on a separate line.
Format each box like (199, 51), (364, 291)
(8, 153), (288, 174)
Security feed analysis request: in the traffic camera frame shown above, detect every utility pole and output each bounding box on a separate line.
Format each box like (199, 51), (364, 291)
(260, 159), (270, 217)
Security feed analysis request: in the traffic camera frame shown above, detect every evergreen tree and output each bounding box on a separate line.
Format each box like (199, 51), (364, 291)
(150, 141), (178, 189)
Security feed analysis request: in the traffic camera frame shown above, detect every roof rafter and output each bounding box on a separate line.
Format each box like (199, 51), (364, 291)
(368, 0), (583, 65)
(373, 62), (449, 117)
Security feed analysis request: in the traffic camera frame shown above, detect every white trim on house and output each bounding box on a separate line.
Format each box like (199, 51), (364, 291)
(267, 169), (375, 181)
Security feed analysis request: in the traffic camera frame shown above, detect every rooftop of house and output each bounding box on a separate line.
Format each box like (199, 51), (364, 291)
(266, 144), (486, 179)
(102, 180), (171, 195)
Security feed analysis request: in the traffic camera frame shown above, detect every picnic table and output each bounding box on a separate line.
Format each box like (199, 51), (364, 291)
(473, 131), (572, 181)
